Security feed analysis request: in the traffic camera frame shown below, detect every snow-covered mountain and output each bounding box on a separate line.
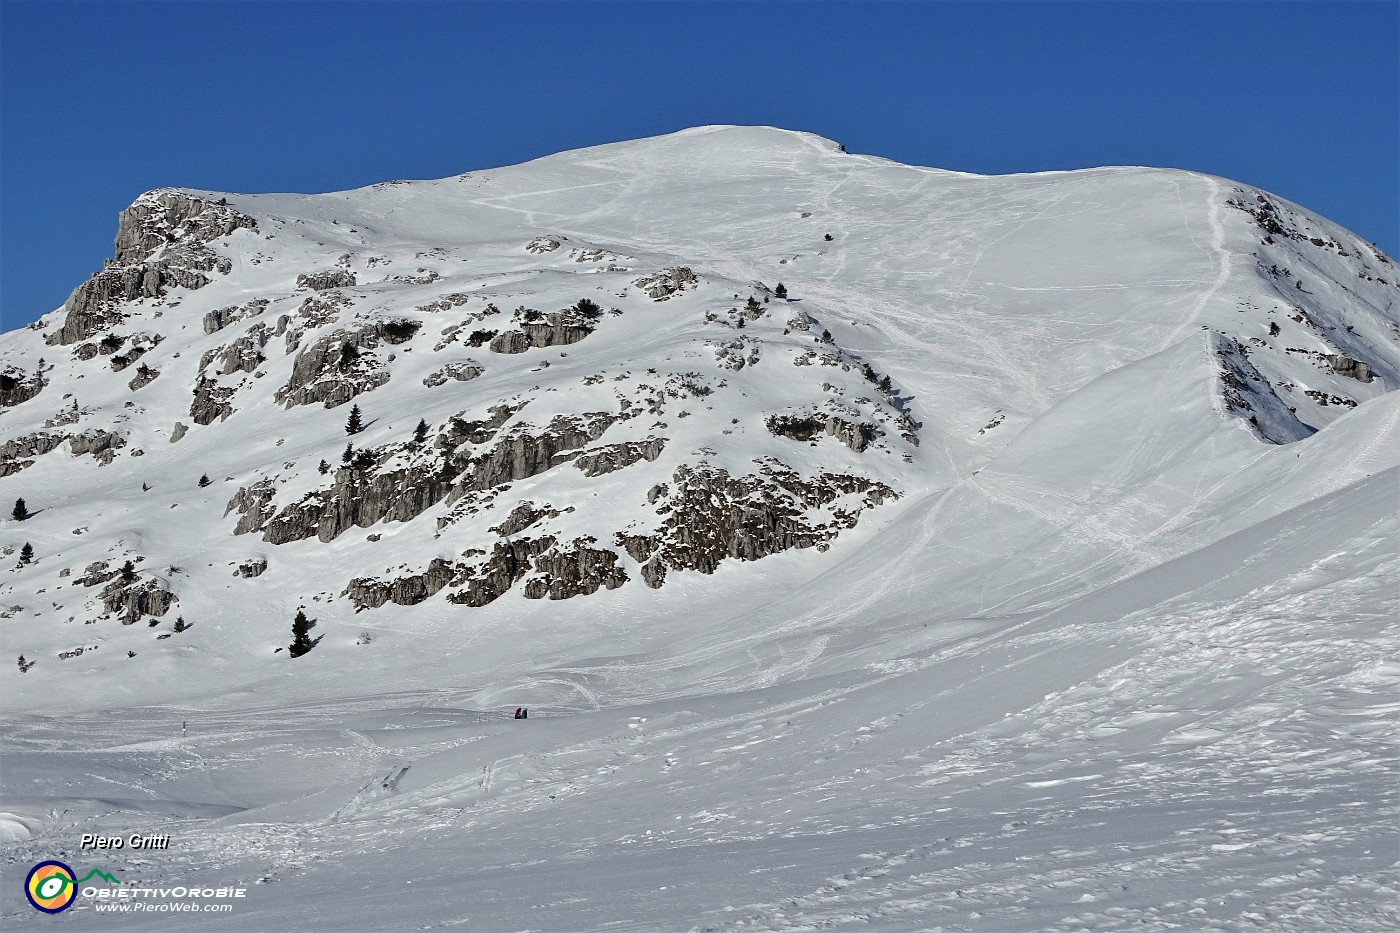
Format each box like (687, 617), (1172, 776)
(2, 126), (1396, 930)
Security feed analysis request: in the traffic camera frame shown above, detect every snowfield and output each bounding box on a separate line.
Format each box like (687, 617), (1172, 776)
(1, 126), (1396, 930)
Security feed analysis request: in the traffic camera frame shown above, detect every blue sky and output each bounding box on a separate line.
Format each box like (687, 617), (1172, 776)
(1, 1), (1395, 330)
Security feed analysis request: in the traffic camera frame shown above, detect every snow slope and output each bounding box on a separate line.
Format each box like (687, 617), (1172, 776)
(1, 126), (1396, 930)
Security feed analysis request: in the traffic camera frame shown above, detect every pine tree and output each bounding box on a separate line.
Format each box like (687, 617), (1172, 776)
(121, 560), (137, 583)
(17, 655), (31, 674)
(879, 374), (892, 393)
(413, 419), (429, 443)
(774, 282), (788, 299)
(318, 459), (330, 474)
(172, 616), (188, 633)
(289, 610), (312, 658)
(342, 443), (354, 465)
(198, 474), (211, 487)
(574, 297), (603, 320)
(346, 404), (362, 435)
(824, 233), (834, 242)
(11, 498), (28, 521)
(745, 296), (762, 314)
(19, 543), (33, 565)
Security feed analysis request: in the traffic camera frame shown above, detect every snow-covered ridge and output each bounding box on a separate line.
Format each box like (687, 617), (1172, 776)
(0, 125), (1396, 711)
(2, 126), (1398, 933)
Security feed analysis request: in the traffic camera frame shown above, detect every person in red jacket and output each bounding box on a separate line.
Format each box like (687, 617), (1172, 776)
(513, 707), (522, 720)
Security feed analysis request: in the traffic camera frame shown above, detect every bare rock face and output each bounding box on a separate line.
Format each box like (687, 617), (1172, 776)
(0, 368), (43, 409)
(637, 461), (895, 577)
(489, 501), (564, 536)
(489, 329), (532, 354)
(0, 431), (66, 477)
(345, 557), (460, 609)
(526, 236), (563, 253)
(446, 537), (556, 607)
(191, 375), (237, 425)
(203, 299), (268, 335)
(1326, 354), (1373, 382)
(169, 422), (189, 444)
(127, 363), (160, 392)
(296, 269), (357, 291)
(100, 576), (176, 625)
(634, 266), (698, 300)
(67, 429), (127, 464)
(572, 438), (667, 477)
(423, 361), (484, 388)
(49, 191), (254, 347)
(201, 332), (266, 376)
(276, 319), (415, 409)
(522, 538), (627, 599)
(225, 480), (278, 535)
(114, 189), (256, 265)
(236, 557), (268, 578)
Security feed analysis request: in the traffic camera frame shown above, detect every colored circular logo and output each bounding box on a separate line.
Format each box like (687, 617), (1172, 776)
(26, 861), (77, 913)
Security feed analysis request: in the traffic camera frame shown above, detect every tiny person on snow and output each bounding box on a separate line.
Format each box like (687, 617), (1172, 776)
(514, 707), (522, 720)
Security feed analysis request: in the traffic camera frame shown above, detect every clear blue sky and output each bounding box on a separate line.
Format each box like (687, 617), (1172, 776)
(2, 1), (1395, 330)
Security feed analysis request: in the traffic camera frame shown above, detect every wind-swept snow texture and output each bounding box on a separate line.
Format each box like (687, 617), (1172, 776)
(2, 126), (1397, 930)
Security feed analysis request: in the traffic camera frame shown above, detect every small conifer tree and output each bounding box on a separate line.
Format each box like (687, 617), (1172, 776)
(318, 459), (330, 474)
(121, 559), (137, 583)
(414, 419), (429, 443)
(879, 374), (892, 392)
(12, 498), (28, 521)
(289, 610), (312, 658)
(19, 543), (33, 565)
(173, 616), (188, 633)
(342, 443), (354, 465)
(774, 282), (788, 299)
(346, 404), (363, 435)
(17, 655), (31, 673)
(575, 297), (603, 320)
(198, 474), (211, 487)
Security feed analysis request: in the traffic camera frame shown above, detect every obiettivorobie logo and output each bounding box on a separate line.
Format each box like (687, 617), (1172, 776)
(25, 861), (121, 914)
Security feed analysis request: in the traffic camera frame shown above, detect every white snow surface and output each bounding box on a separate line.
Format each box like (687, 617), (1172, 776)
(1, 126), (1397, 930)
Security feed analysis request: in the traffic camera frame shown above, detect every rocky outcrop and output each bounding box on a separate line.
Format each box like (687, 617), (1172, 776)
(191, 375), (237, 425)
(824, 416), (877, 453)
(0, 431), (66, 477)
(0, 368), (43, 409)
(203, 299), (268, 335)
(296, 270), (357, 291)
(236, 557), (267, 578)
(423, 361), (484, 387)
(490, 501), (563, 537)
(1326, 354), (1373, 382)
(634, 266), (697, 300)
(68, 430), (127, 464)
(114, 189), (256, 265)
(225, 480), (278, 535)
(526, 236), (563, 253)
(489, 329), (532, 354)
(766, 413), (824, 442)
(572, 438), (667, 477)
(48, 264), (205, 346)
(275, 320), (414, 408)
(48, 191), (253, 347)
(201, 332), (266, 376)
(127, 363), (160, 391)
(169, 422), (189, 443)
(489, 309), (594, 354)
(641, 462), (896, 577)
(456, 413), (615, 491)
(260, 459), (453, 544)
(100, 576), (176, 624)
(446, 537), (556, 607)
(346, 557), (460, 609)
(522, 538), (627, 599)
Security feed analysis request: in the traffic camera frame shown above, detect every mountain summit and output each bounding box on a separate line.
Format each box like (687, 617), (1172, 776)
(2, 127), (1398, 931)
(1, 126), (1396, 709)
